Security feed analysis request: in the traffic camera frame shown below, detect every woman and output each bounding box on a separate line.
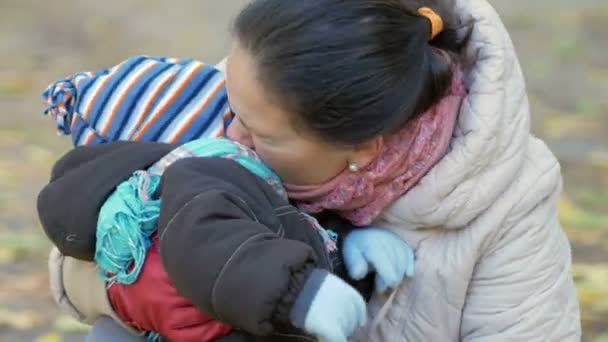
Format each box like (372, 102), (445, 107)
(48, 0), (581, 340)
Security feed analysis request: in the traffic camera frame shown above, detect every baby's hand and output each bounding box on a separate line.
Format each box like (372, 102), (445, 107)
(343, 228), (415, 293)
(291, 270), (366, 342)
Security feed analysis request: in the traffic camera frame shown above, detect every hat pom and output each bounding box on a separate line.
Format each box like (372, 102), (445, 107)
(42, 79), (78, 135)
(42, 72), (91, 135)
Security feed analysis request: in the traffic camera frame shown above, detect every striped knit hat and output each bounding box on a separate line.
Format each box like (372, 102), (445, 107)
(42, 55), (233, 147)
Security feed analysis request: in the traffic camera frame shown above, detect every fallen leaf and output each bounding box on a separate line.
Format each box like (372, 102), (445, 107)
(0, 309), (44, 330)
(0, 232), (50, 264)
(559, 195), (608, 231)
(54, 315), (91, 333)
(575, 98), (603, 116)
(542, 114), (600, 139)
(35, 332), (63, 342)
(590, 151), (608, 169)
(552, 31), (581, 62)
(595, 333), (608, 342)
(573, 264), (608, 314)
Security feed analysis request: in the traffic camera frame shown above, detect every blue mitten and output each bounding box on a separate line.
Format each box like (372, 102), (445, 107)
(290, 270), (366, 342)
(343, 228), (415, 293)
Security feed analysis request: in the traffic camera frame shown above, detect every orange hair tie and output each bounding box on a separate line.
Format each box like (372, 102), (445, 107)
(417, 7), (444, 40)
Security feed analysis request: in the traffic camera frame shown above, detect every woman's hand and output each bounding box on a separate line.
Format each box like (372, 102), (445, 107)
(343, 228), (415, 293)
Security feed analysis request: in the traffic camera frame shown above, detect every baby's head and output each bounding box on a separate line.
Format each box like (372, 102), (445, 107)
(43, 57), (229, 146)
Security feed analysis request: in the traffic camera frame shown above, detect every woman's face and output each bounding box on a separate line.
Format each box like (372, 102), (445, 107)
(225, 45), (355, 185)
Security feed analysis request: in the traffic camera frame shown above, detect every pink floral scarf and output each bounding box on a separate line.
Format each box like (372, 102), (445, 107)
(285, 69), (466, 226)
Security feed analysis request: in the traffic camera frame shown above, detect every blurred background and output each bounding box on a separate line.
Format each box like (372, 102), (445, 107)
(0, 0), (606, 341)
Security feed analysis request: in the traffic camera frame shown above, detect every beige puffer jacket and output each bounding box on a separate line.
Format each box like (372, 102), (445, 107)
(47, 0), (581, 341)
(351, 0), (581, 341)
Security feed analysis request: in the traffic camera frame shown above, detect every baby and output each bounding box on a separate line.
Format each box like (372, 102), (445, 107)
(39, 56), (414, 342)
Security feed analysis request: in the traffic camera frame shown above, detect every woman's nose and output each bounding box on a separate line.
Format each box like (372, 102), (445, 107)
(226, 119), (254, 149)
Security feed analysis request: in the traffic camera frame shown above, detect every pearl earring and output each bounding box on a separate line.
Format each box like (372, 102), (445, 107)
(348, 163), (359, 173)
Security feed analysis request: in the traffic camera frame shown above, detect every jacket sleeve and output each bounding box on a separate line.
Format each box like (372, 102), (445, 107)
(158, 158), (319, 337)
(460, 193), (581, 341)
(37, 141), (174, 261)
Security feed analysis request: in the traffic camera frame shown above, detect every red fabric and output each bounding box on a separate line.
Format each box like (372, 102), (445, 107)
(107, 238), (232, 342)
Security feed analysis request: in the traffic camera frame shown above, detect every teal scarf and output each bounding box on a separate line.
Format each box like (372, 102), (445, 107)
(94, 138), (335, 285)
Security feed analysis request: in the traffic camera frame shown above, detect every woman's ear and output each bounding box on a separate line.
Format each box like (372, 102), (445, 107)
(350, 136), (384, 169)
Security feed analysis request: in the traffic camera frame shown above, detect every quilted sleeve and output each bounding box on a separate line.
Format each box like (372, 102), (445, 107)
(460, 190), (581, 341)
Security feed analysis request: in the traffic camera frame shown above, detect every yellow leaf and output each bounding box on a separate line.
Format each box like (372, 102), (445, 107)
(0, 309), (43, 330)
(35, 332), (63, 342)
(54, 315), (91, 333)
(559, 195), (608, 231)
(573, 264), (608, 313)
(590, 150), (608, 168)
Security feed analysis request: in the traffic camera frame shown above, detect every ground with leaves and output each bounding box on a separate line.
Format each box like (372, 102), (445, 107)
(0, 0), (606, 341)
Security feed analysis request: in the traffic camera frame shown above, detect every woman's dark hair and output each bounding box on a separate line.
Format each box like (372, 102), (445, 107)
(234, 0), (470, 146)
